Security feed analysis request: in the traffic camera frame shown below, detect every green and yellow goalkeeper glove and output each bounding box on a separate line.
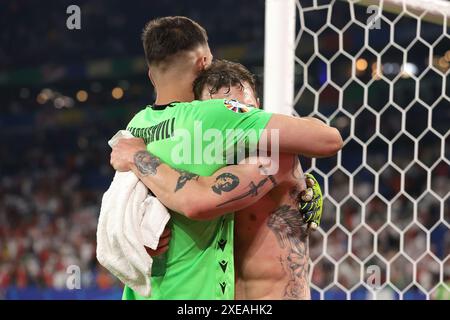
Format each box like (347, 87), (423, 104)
(299, 173), (323, 232)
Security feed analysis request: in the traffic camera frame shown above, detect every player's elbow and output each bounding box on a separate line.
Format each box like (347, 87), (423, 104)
(181, 199), (214, 221)
(183, 206), (203, 220)
(183, 208), (213, 221)
(317, 127), (343, 157)
(327, 127), (343, 155)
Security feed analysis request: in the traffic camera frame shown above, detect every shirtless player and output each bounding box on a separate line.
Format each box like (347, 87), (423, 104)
(112, 60), (330, 299)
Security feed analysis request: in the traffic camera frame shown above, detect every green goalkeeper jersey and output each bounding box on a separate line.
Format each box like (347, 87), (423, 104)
(121, 99), (272, 300)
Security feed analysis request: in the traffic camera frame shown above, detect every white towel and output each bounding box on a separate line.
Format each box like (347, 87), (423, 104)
(96, 130), (171, 297)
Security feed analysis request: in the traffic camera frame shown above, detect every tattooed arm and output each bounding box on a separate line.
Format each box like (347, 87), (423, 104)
(131, 151), (295, 220)
(110, 138), (294, 220)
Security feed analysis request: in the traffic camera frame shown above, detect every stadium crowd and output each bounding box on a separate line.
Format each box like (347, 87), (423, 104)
(0, 0), (264, 70)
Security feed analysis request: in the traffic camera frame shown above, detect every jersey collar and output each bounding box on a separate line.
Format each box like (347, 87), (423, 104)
(150, 101), (180, 110)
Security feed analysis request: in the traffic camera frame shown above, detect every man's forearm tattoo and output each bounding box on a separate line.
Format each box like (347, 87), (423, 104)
(212, 173), (240, 195)
(216, 174), (277, 207)
(267, 204), (309, 300)
(174, 169), (199, 192)
(133, 151), (161, 176)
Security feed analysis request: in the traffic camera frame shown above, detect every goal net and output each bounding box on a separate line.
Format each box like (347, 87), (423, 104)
(264, 0), (450, 300)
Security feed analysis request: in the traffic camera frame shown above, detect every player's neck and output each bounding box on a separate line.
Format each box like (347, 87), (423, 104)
(154, 80), (195, 105)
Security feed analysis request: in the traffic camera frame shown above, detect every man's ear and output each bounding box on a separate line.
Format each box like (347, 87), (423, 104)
(148, 69), (156, 87)
(256, 97), (261, 109)
(196, 56), (208, 72)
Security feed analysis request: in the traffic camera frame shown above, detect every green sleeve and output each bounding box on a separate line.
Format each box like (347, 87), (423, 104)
(193, 99), (272, 164)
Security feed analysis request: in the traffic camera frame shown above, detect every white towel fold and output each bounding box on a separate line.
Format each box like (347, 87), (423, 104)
(96, 130), (170, 297)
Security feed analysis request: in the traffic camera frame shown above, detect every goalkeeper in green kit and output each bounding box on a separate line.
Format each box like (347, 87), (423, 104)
(109, 17), (342, 300)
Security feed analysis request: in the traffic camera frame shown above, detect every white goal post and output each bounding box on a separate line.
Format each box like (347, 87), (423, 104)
(264, 0), (297, 114)
(264, 0), (450, 300)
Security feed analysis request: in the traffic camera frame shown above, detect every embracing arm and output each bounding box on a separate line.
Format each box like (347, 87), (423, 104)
(263, 114), (343, 157)
(129, 150), (294, 221)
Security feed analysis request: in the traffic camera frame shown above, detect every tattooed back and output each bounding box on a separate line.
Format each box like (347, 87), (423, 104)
(234, 154), (311, 300)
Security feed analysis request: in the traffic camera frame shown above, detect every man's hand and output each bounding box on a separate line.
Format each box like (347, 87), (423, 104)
(144, 227), (171, 257)
(110, 137), (147, 171)
(298, 173), (323, 232)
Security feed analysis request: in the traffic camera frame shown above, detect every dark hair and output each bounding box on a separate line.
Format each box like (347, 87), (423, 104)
(193, 60), (257, 100)
(142, 16), (208, 66)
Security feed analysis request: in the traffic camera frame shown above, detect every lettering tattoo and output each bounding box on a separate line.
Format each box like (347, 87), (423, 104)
(216, 174), (277, 207)
(134, 151), (161, 176)
(212, 173), (240, 195)
(174, 169), (199, 192)
(267, 204), (309, 300)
